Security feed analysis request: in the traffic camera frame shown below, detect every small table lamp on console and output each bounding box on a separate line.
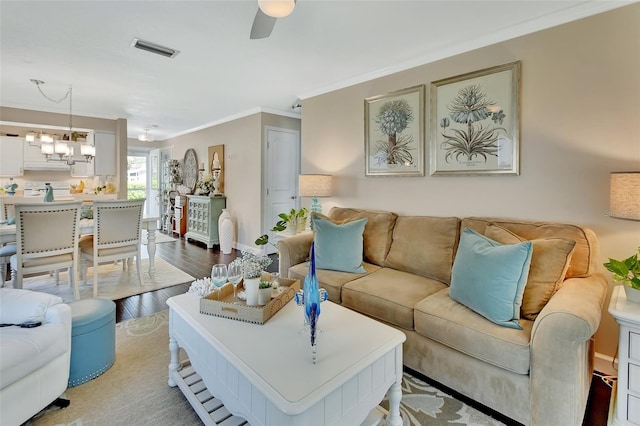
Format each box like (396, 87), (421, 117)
(299, 174), (332, 217)
(609, 172), (640, 221)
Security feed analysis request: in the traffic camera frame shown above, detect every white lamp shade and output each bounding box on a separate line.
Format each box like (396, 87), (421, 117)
(258, 0), (295, 18)
(299, 174), (332, 197)
(41, 142), (54, 155)
(40, 134), (53, 143)
(610, 172), (640, 221)
(54, 141), (69, 155)
(80, 144), (95, 156)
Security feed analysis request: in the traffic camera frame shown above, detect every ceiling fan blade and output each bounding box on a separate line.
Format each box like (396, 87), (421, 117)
(250, 8), (277, 39)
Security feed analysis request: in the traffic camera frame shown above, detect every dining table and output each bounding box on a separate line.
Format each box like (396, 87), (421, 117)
(0, 216), (161, 275)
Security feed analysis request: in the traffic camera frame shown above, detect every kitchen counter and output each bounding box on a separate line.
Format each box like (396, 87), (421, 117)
(0, 193), (118, 202)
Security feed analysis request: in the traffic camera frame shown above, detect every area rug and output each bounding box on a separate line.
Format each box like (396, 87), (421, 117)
(30, 310), (506, 426)
(4, 259), (195, 302)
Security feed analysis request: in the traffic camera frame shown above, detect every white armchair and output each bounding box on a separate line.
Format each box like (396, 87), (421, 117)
(0, 288), (72, 425)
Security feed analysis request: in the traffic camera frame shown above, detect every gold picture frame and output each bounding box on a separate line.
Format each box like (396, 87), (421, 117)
(430, 61), (521, 176)
(364, 85), (425, 177)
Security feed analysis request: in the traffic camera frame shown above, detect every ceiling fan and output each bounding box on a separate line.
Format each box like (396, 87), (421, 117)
(250, 0), (297, 39)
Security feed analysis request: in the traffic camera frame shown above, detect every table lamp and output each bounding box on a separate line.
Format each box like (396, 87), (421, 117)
(609, 172), (640, 221)
(299, 174), (332, 215)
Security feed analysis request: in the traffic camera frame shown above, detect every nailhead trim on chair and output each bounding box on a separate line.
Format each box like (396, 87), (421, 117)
(95, 205), (143, 244)
(19, 209), (78, 254)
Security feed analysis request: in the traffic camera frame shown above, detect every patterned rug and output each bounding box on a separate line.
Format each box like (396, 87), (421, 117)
(31, 310), (507, 426)
(380, 374), (505, 426)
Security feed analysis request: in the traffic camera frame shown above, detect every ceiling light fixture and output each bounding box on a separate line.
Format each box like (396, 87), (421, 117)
(131, 38), (180, 58)
(258, 0), (295, 18)
(30, 79), (95, 165)
(138, 128), (155, 142)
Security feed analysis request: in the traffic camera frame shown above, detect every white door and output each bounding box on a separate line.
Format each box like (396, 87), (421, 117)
(149, 148), (160, 218)
(263, 126), (300, 254)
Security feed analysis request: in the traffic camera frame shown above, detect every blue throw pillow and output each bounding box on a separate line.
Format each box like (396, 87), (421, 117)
(311, 214), (367, 273)
(450, 228), (533, 329)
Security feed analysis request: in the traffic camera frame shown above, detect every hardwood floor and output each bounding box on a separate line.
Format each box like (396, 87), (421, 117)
(114, 232), (612, 426)
(113, 233), (277, 322)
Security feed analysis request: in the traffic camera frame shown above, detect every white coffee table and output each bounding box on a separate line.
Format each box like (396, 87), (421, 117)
(167, 293), (405, 426)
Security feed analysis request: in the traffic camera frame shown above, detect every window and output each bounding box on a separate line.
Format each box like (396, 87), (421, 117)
(127, 154), (147, 200)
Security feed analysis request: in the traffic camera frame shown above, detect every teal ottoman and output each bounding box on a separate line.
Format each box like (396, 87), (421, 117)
(67, 298), (116, 387)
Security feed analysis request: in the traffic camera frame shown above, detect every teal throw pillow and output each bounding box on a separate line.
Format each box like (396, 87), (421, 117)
(450, 228), (533, 330)
(311, 214), (367, 273)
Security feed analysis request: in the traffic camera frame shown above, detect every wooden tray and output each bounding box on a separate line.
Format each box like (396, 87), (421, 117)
(200, 277), (300, 324)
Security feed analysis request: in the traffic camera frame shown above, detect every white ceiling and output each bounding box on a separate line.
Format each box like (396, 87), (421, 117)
(0, 0), (632, 141)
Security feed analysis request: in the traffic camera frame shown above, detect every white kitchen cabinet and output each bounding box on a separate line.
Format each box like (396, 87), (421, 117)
(94, 132), (116, 176)
(0, 136), (24, 177)
(70, 151), (94, 177)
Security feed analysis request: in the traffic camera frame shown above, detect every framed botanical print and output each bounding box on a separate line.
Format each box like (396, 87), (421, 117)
(365, 85), (425, 176)
(430, 61), (520, 176)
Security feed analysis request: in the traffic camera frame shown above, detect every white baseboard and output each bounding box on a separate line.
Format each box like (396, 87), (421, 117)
(595, 351), (617, 376)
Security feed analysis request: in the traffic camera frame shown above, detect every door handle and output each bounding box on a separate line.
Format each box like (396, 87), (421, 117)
(291, 196), (296, 199)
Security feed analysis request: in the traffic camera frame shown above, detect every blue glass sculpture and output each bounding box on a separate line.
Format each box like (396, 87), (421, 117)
(295, 242), (328, 363)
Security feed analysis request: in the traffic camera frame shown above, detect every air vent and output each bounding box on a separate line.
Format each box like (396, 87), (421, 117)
(131, 38), (179, 58)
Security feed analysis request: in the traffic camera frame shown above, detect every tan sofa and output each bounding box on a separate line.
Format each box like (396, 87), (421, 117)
(277, 207), (608, 426)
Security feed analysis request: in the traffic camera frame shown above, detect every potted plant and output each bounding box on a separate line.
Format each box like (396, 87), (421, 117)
(604, 247), (640, 302)
(4, 179), (18, 196)
(237, 251), (272, 306)
(255, 208), (309, 248)
(258, 280), (273, 305)
(296, 208), (309, 233)
(196, 174), (215, 196)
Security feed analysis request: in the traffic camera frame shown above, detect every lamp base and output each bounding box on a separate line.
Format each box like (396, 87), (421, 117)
(309, 198), (322, 230)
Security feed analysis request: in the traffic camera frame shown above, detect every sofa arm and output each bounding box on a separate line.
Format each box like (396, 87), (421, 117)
(45, 303), (73, 336)
(0, 288), (66, 325)
(529, 273), (608, 426)
(277, 233), (314, 278)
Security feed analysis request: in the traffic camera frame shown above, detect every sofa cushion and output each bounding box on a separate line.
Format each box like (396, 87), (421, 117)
(485, 224), (576, 320)
(342, 267), (447, 330)
(414, 288), (533, 375)
(450, 228), (532, 330)
(385, 216), (460, 284)
(328, 207), (398, 266)
(289, 262), (381, 303)
(0, 323), (68, 389)
(461, 217), (597, 278)
(311, 213), (367, 273)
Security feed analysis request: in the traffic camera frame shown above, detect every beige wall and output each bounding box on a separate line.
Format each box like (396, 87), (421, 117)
(158, 111), (301, 252)
(300, 4), (640, 359)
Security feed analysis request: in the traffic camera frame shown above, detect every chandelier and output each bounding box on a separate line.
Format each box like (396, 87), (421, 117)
(138, 128), (155, 142)
(29, 79), (95, 165)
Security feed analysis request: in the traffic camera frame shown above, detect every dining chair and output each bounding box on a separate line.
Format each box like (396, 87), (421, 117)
(79, 199), (145, 297)
(0, 200), (17, 286)
(1, 198), (15, 221)
(0, 243), (17, 286)
(9, 201), (82, 298)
